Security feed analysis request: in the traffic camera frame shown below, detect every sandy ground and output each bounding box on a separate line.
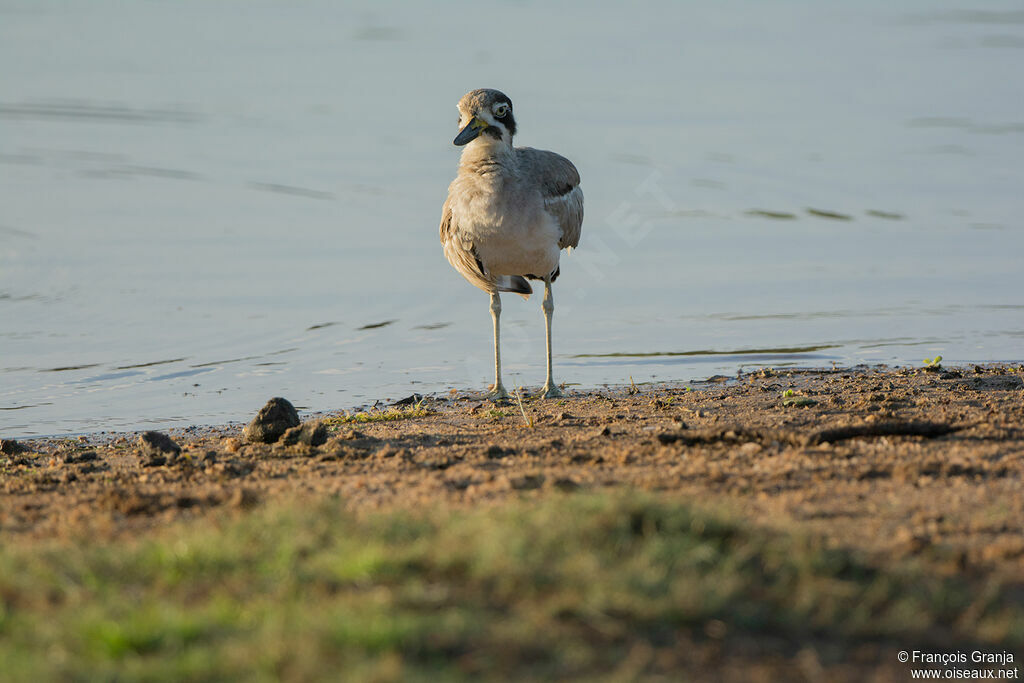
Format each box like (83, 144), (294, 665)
(2, 363), (1023, 581)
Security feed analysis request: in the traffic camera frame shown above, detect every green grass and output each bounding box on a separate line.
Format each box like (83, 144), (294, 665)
(0, 493), (1020, 681)
(323, 402), (432, 426)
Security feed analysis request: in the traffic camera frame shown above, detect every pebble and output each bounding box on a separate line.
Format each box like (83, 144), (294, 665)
(0, 439), (26, 455)
(139, 431), (180, 453)
(279, 420), (328, 448)
(243, 397), (300, 444)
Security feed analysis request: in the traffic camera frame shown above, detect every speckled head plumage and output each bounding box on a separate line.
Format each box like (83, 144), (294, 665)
(453, 88), (516, 146)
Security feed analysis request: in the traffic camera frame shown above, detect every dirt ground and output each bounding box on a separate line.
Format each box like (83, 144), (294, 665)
(3, 363), (1023, 580)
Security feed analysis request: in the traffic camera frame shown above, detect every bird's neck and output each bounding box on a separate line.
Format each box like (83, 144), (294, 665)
(459, 138), (515, 173)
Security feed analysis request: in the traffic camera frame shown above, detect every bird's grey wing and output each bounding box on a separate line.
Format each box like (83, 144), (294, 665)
(440, 197), (532, 296)
(440, 197), (490, 291)
(518, 147), (584, 250)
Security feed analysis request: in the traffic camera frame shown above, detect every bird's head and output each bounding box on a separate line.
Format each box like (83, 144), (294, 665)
(453, 88), (516, 148)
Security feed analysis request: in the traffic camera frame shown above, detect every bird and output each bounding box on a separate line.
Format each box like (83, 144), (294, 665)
(440, 88), (583, 399)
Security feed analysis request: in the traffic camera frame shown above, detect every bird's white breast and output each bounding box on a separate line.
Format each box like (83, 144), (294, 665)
(449, 170), (561, 278)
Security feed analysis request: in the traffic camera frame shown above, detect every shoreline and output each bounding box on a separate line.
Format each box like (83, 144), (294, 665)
(3, 362), (1022, 552)
(1, 361), (987, 444)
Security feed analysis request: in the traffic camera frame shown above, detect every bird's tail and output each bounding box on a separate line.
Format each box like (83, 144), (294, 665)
(496, 275), (532, 300)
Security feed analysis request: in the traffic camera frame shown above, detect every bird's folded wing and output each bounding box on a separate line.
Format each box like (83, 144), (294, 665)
(517, 147), (584, 250)
(440, 199), (495, 292)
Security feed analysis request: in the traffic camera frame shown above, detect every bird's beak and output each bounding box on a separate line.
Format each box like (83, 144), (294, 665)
(453, 116), (487, 146)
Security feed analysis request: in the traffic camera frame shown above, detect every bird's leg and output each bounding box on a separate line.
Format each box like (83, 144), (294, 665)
(488, 291), (509, 399)
(541, 278), (563, 398)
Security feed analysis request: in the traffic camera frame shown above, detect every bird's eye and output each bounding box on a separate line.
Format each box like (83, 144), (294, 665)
(493, 104), (508, 118)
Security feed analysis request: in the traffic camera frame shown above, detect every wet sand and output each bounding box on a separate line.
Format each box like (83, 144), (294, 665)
(3, 363), (1023, 579)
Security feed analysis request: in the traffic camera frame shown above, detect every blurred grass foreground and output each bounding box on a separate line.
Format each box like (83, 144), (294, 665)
(1, 493), (1021, 680)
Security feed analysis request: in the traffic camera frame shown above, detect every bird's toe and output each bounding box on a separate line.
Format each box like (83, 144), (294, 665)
(487, 385), (510, 401)
(541, 384), (564, 399)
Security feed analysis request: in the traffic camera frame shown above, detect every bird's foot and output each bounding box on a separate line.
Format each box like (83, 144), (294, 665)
(487, 384), (510, 401)
(541, 383), (563, 399)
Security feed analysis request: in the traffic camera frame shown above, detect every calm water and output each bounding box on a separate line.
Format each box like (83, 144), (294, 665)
(2, 1), (1022, 437)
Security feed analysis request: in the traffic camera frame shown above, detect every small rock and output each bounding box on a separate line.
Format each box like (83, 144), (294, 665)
(61, 450), (98, 465)
(509, 474), (544, 490)
(229, 487), (259, 508)
(138, 431), (181, 466)
(597, 426), (612, 437)
(486, 444), (511, 459)
(392, 393), (423, 406)
(553, 477), (581, 491)
(739, 442), (763, 455)
(0, 439), (26, 455)
(782, 397), (818, 408)
(279, 420), (328, 447)
(243, 397), (300, 444)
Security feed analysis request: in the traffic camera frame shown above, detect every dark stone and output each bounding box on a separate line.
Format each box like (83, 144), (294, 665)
(138, 431), (181, 466)
(657, 432), (682, 445)
(243, 397), (300, 444)
(61, 450), (98, 464)
(510, 474), (544, 490)
(486, 444), (511, 459)
(230, 487), (259, 508)
(279, 420), (328, 447)
(0, 439), (26, 455)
